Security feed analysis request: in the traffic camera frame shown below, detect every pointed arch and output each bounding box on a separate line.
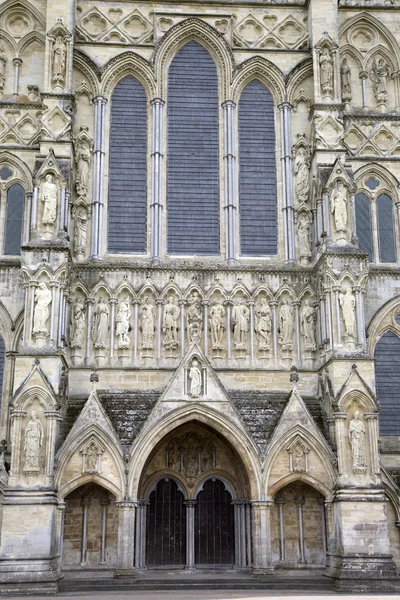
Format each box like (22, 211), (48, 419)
(73, 49), (101, 96)
(286, 57), (313, 102)
(232, 56), (285, 105)
(0, 0), (45, 29)
(0, 151), (32, 192)
(101, 51), (155, 98)
(153, 17), (233, 98)
(18, 31), (45, 55)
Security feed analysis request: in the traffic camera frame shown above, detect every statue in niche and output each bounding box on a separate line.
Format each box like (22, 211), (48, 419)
(75, 138), (92, 198)
(163, 296), (180, 351)
(340, 58), (352, 101)
(52, 35), (67, 86)
(210, 299), (225, 350)
(339, 288), (356, 337)
(85, 441), (98, 473)
(254, 297), (272, 351)
(116, 297), (131, 349)
(232, 298), (250, 350)
(70, 298), (86, 349)
(279, 298), (293, 351)
(300, 299), (317, 351)
(186, 291), (203, 343)
(140, 296), (155, 349)
(293, 443), (306, 472)
(23, 410), (44, 473)
(33, 283), (52, 336)
(92, 297), (109, 349)
(0, 44), (7, 92)
(331, 181), (348, 235)
(184, 451), (199, 478)
(73, 207), (88, 257)
(294, 147), (310, 206)
(349, 410), (367, 473)
(297, 213), (311, 259)
(319, 47), (334, 98)
(40, 174), (58, 226)
(370, 58), (390, 103)
(189, 359), (202, 398)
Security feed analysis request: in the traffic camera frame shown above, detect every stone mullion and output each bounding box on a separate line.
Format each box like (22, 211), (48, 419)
(150, 98), (164, 260)
(222, 100), (237, 262)
(279, 102), (295, 263)
(91, 95), (108, 259)
(24, 191), (32, 245)
(184, 500), (196, 570)
(370, 197), (379, 262)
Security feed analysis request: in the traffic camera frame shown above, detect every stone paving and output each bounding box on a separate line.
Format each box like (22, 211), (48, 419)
(7, 593), (400, 599)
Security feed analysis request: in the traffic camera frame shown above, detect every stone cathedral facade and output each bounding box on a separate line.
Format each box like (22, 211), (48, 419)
(2, 0), (400, 594)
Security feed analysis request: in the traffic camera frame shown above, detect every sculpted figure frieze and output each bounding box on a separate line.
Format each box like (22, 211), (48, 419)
(232, 298), (249, 350)
(40, 174), (58, 227)
(297, 212), (311, 263)
(210, 299), (225, 350)
(294, 146), (310, 207)
(163, 296), (180, 351)
(279, 298), (294, 351)
(340, 58), (352, 103)
(73, 206), (88, 258)
(349, 410), (367, 473)
(186, 291), (203, 343)
(300, 298), (316, 351)
(320, 47), (334, 98)
(92, 297), (109, 349)
(33, 283), (52, 338)
(331, 181), (348, 239)
(70, 298), (86, 349)
(140, 296), (155, 350)
(116, 297), (131, 349)
(52, 35), (67, 86)
(23, 410), (44, 474)
(370, 58), (390, 106)
(254, 297), (272, 351)
(339, 288), (356, 337)
(75, 138), (92, 199)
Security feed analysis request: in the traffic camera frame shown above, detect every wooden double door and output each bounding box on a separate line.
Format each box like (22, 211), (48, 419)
(146, 478), (235, 568)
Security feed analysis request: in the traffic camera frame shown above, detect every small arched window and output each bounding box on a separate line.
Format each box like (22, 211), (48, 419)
(238, 80), (277, 256)
(108, 76), (147, 254)
(4, 183), (24, 255)
(355, 192), (374, 261)
(377, 193), (397, 263)
(375, 330), (400, 435)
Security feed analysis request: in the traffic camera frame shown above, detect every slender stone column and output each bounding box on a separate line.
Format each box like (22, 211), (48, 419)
(28, 281), (38, 343)
(115, 501), (137, 574)
(25, 192), (32, 245)
(135, 502), (145, 568)
(185, 500), (196, 570)
(150, 98), (164, 260)
(100, 497), (111, 564)
(91, 95), (108, 259)
(9, 410), (26, 480)
(49, 282), (58, 345)
(248, 301), (255, 361)
(251, 500), (273, 574)
(323, 192), (331, 241)
(370, 197), (379, 261)
(85, 298), (95, 365)
(353, 286), (363, 349)
(295, 497), (305, 563)
(326, 288), (334, 351)
(58, 501), (66, 561)
(81, 497), (91, 564)
(278, 102), (295, 263)
(30, 186), (38, 239)
(246, 502), (252, 568)
(319, 294), (327, 348)
(333, 412), (348, 478)
(109, 298), (118, 360)
(275, 498), (286, 562)
(224, 300), (232, 360)
(293, 301), (301, 361)
(22, 283), (29, 344)
(156, 299), (164, 359)
(132, 299), (140, 361)
(59, 186), (66, 238)
(179, 299), (186, 357)
(350, 193), (358, 245)
(360, 71), (368, 109)
(57, 285), (65, 347)
(365, 413), (380, 478)
(12, 57), (22, 96)
(319, 498), (327, 557)
(234, 501), (241, 568)
(333, 286), (342, 345)
(317, 198), (323, 243)
(270, 301), (278, 361)
(202, 300), (210, 356)
(43, 410), (61, 486)
(222, 100), (237, 262)
(240, 502), (247, 568)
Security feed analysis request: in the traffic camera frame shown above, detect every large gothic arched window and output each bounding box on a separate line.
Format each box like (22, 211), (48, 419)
(375, 330), (400, 435)
(4, 183), (24, 255)
(238, 80), (277, 256)
(167, 41), (220, 255)
(108, 76), (147, 254)
(377, 193), (397, 263)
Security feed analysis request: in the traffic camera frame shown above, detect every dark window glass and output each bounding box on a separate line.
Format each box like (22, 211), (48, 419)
(167, 41), (220, 255)
(108, 76), (147, 253)
(375, 330), (400, 435)
(355, 192), (374, 261)
(4, 183), (24, 255)
(377, 193), (396, 263)
(238, 80), (277, 256)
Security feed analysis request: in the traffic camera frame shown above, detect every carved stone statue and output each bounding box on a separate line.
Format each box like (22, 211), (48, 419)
(85, 442), (98, 472)
(163, 296), (180, 351)
(189, 359), (202, 398)
(297, 212), (311, 261)
(92, 297), (109, 349)
(52, 35), (67, 86)
(23, 410), (44, 474)
(0, 439), (7, 483)
(331, 181), (348, 235)
(293, 444), (306, 472)
(0, 44), (7, 92)
(300, 299), (316, 351)
(116, 297), (131, 349)
(370, 58), (390, 104)
(73, 207), (88, 257)
(232, 298), (249, 350)
(40, 174), (58, 226)
(186, 291), (203, 343)
(279, 298), (293, 351)
(340, 58), (352, 102)
(349, 411), (367, 473)
(70, 298), (86, 349)
(140, 296), (155, 349)
(210, 300), (225, 350)
(254, 297), (272, 351)
(75, 139), (92, 198)
(33, 283), (52, 336)
(339, 288), (356, 336)
(320, 47), (334, 98)
(294, 147), (309, 206)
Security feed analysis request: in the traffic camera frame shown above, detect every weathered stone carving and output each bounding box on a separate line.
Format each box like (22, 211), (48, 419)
(189, 358), (202, 398)
(331, 181), (348, 241)
(210, 299), (225, 350)
(163, 296), (180, 351)
(116, 297), (131, 349)
(0, 439), (7, 484)
(287, 436), (309, 473)
(73, 206), (88, 260)
(80, 437), (105, 474)
(186, 291), (203, 343)
(52, 35), (67, 86)
(293, 443), (306, 472)
(320, 47), (334, 98)
(70, 298), (86, 349)
(40, 174), (58, 227)
(370, 58), (390, 109)
(0, 44), (7, 95)
(75, 137), (92, 199)
(349, 411), (367, 473)
(279, 298), (293, 351)
(300, 298), (316, 351)
(294, 146), (310, 207)
(166, 433), (216, 478)
(92, 297), (109, 349)
(232, 298), (249, 350)
(297, 212), (312, 265)
(23, 410), (44, 474)
(140, 296), (155, 350)
(33, 283), (52, 339)
(254, 297), (272, 351)
(339, 288), (356, 337)
(340, 58), (352, 104)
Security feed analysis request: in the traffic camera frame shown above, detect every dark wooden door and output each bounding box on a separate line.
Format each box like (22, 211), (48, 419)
(146, 478), (186, 567)
(195, 478), (235, 566)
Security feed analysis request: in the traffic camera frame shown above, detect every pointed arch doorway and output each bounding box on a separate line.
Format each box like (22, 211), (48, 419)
(137, 421), (251, 569)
